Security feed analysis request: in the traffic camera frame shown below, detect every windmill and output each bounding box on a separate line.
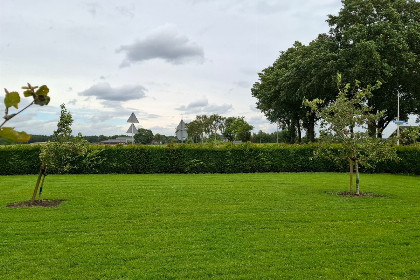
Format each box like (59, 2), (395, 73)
(127, 112), (139, 144)
(176, 119), (188, 143)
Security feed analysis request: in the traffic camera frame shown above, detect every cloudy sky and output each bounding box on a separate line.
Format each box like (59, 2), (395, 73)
(1, 0), (346, 137)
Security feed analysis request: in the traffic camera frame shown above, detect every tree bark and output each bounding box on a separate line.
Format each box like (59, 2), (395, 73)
(306, 112), (316, 142)
(355, 160), (360, 195)
(368, 121), (376, 138)
(296, 119), (302, 143)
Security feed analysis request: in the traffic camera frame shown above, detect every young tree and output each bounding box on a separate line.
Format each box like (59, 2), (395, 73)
(305, 76), (398, 195)
(37, 104), (96, 202)
(1, 83), (50, 142)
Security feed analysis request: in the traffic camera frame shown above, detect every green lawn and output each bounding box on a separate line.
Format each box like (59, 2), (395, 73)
(1, 173), (419, 279)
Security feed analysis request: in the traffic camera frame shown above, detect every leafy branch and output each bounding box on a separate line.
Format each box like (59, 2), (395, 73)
(1, 83), (50, 142)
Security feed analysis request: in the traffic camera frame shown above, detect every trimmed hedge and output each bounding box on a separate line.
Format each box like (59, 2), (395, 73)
(0, 143), (419, 175)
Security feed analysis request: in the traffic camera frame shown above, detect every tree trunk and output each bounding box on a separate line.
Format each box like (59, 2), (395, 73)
(289, 120), (296, 143)
(368, 121), (376, 138)
(355, 160), (360, 195)
(308, 112), (315, 143)
(31, 162), (46, 203)
(296, 120), (302, 143)
(349, 159), (354, 194)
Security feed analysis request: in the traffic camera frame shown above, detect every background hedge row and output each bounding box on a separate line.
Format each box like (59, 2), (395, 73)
(0, 143), (419, 175)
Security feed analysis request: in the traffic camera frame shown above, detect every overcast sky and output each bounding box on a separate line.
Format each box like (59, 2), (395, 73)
(1, 0), (347, 137)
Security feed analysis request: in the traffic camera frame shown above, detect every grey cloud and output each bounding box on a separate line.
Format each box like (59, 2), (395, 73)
(117, 25), (204, 66)
(78, 82), (147, 101)
(205, 104), (233, 114)
(176, 98), (208, 111)
(176, 98), (232, 114)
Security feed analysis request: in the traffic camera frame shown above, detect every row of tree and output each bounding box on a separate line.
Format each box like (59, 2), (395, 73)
(252, 0), (420, 143)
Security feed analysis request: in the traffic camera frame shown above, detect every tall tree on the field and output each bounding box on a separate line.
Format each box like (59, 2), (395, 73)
(328, 0), (420, 137)
(252, 35), (338, 143)
(305, 76), (398, 195)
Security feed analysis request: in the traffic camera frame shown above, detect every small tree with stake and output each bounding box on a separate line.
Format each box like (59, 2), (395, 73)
(36, 104), (97, 202)
(305, 75), (398, 195)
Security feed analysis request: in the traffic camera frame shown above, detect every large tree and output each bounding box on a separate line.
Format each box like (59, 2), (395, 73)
(328, 0), (420, 137)
(252, 35), (338, 142)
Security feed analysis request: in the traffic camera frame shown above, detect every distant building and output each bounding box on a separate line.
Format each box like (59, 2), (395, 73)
(99, 137), (132, 145)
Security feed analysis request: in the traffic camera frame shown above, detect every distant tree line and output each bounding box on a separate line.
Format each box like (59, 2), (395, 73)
(186, 114), (254, 143)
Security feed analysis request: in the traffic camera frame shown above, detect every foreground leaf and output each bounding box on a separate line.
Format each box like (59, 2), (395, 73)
(0, 127), (30, 142)
(35, 85), (49, 96)
(34, 95), (50, 106)
(23, 90), (33, 97)
(4, 91), (20, 109)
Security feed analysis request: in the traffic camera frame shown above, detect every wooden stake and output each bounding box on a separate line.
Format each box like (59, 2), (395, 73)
(31, 162), (46, 203)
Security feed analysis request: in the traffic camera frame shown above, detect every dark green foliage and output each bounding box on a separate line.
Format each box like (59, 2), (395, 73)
(134, 128), (154, 144)
(1, 144), (419, 175)
(0, 145), (42, 174)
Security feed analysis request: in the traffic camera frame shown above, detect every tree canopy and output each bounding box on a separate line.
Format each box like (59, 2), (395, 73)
(328, 0), (420, 136)
(134, 128), (154, 144)
(252, 0), (420, 140)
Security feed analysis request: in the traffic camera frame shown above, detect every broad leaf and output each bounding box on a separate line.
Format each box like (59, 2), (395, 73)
(4, 91), (20, 109)
(36, 85), (49, 96)
(34, 95), (50, 106)
(0, 127), (30, 142)
(23, 90), (33, 97)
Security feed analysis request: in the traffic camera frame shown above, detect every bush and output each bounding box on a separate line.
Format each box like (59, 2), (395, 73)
(0, 143), (418, 175)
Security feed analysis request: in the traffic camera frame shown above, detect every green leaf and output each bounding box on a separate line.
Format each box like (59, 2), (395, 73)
(0, 127), (30, 142)
(23, 90), (33, 97)
(34, 95), (50, 106)
(4, 91), (20, 109)
(35, 85), (49, 96)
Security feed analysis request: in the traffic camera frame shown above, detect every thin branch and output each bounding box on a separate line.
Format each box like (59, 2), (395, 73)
(0, 101), (35, 129)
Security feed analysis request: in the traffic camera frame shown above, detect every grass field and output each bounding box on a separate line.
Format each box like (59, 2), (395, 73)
(1, 173), (419, 279)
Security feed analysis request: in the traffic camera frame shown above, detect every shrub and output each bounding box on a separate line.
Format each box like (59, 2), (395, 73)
(0, 143), (418, 175)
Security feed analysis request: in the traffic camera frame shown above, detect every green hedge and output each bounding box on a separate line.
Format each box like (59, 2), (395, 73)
(0, 143), (419, 175)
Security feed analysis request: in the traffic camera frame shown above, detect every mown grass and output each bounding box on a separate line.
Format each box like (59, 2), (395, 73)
(1, 173), (419, 279)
